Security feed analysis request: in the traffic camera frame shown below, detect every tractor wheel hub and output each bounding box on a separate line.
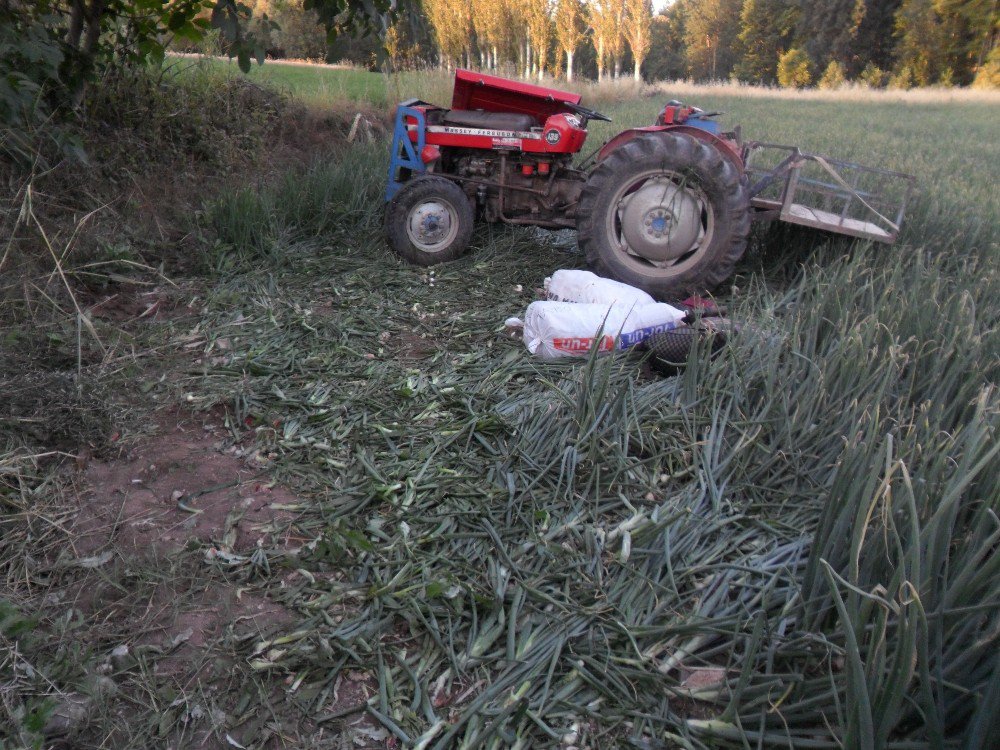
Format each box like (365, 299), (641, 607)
(407, 200), (458, 252)
(620, 179), (701, 262)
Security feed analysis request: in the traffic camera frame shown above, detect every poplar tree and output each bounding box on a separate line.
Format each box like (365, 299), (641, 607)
(587, 0), (611, 80)
(472, 0), (511, 69)
(555, 0), (586, 80)
(623, 0), (652, 80)
(526, 0), (554, 79)
(423, 0), (471, 68)
(608, 0), (628, 77)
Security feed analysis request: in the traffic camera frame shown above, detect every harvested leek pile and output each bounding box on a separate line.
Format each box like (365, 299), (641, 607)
(189, 146), (999, 748)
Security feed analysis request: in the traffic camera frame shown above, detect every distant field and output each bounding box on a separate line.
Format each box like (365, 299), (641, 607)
(169, 55), (397, 106)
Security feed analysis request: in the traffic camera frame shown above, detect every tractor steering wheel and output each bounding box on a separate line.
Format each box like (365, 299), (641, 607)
(564, 102), (612, 127)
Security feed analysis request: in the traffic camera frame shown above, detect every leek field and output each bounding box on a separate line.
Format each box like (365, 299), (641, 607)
(3, 62), (998, 749)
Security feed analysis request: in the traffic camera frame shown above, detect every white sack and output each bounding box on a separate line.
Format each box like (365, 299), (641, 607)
(544, 269), (656, 308)
(524, 300), (686, 360)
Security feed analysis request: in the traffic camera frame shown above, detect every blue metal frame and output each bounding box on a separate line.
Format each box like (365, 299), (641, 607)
(683, 115), (721, 135)
(385, 106), (427, 202)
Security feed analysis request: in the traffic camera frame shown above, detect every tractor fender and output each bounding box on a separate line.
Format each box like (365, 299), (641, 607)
(597, 126), (745, 173)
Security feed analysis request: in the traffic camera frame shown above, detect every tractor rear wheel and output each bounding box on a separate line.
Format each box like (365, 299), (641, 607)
(386, 176), (474, 266)
(577, 132), (750, 299)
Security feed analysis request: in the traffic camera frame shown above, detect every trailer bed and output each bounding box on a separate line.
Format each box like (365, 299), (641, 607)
(750, 199), (894, 242)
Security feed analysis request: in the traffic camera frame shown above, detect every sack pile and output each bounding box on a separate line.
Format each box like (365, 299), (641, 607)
(516, 270), (686, 360)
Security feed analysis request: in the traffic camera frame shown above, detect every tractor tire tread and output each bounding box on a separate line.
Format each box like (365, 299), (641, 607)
(577, 132), (750, 300)
(385, 176), (474, 267)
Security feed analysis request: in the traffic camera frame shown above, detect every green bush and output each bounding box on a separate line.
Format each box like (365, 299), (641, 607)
(818, 60), (847, 89)
(888, 65), (916, 90)
(777, 48), (812, 88)
(0, 9), (62, 128)
(0, 6), (84, 163)
(972, 46), (1000, 89)
(859, 62), (887, 88)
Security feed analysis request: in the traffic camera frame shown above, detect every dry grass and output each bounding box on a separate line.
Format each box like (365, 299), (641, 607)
(649, 78), (1000, 103)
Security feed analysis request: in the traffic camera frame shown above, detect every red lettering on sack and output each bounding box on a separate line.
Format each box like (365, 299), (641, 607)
(552, 335), (614, 353)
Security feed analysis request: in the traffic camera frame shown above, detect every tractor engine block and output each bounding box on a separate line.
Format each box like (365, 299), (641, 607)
(446, 150), (584, 228)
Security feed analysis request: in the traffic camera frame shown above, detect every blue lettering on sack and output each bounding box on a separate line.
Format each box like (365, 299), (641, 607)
(617, 321), (683, 349)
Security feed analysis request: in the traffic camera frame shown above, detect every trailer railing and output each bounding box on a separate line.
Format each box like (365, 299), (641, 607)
(743, 143), (916, 244)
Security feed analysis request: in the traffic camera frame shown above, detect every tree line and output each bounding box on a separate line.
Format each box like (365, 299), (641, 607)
(420, 0), (997, 87)
(242, 0), (998, 88)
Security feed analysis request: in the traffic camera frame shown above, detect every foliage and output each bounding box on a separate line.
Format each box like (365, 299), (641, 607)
(681, 0), (743, 80)
(303, 0), (396, 41)
(888, 64), (917, 88)
(777, 46), (813, 87)
(644, 8), (687, 81)
(470, 0), (506, 70)
(933, 0), (1000, 83)
(818, 59), (848, 88)
(0, 5), (84, 163)
(893, 0), (944, 85)
(623, 0), (652, 80)
(525, 0), (554, 77)
(245, 0), (328, 60)
(404, 0), (998, 87)
(383, 18), (426, 71)
(0, 0), (406, 145)
(973, 43), (1000, 88)
(733, 0), (799, 84)
(893, 0), (1000, 86)
(797, 0), (867, 69)
(859, 61), (888, 87)
(0, 0), (273, 166)
(554, 0), (586, 81)
(0, 6), (63, 129)
(588, 0), (626, 80)
(852, 0), (903, 75)
(422, 0), (473, 66)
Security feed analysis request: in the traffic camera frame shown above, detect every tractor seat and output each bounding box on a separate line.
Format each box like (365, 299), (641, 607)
(442, 109), (538, 132)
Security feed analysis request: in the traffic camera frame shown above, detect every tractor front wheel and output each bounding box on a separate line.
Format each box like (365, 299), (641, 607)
(386, 176), (474, 266)
(577, 132), (750, 299)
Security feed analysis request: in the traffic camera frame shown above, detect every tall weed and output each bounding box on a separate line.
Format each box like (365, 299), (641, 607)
(205, 140), (386, 262)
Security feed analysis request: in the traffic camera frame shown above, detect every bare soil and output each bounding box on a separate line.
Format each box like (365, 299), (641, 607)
(73, 408), (298, 558)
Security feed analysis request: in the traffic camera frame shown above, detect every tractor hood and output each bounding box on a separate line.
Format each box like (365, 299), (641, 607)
(450, 69), (582, 122)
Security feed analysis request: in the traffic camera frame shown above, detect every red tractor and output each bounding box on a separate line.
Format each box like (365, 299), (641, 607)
(385, 70), (914, 299)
